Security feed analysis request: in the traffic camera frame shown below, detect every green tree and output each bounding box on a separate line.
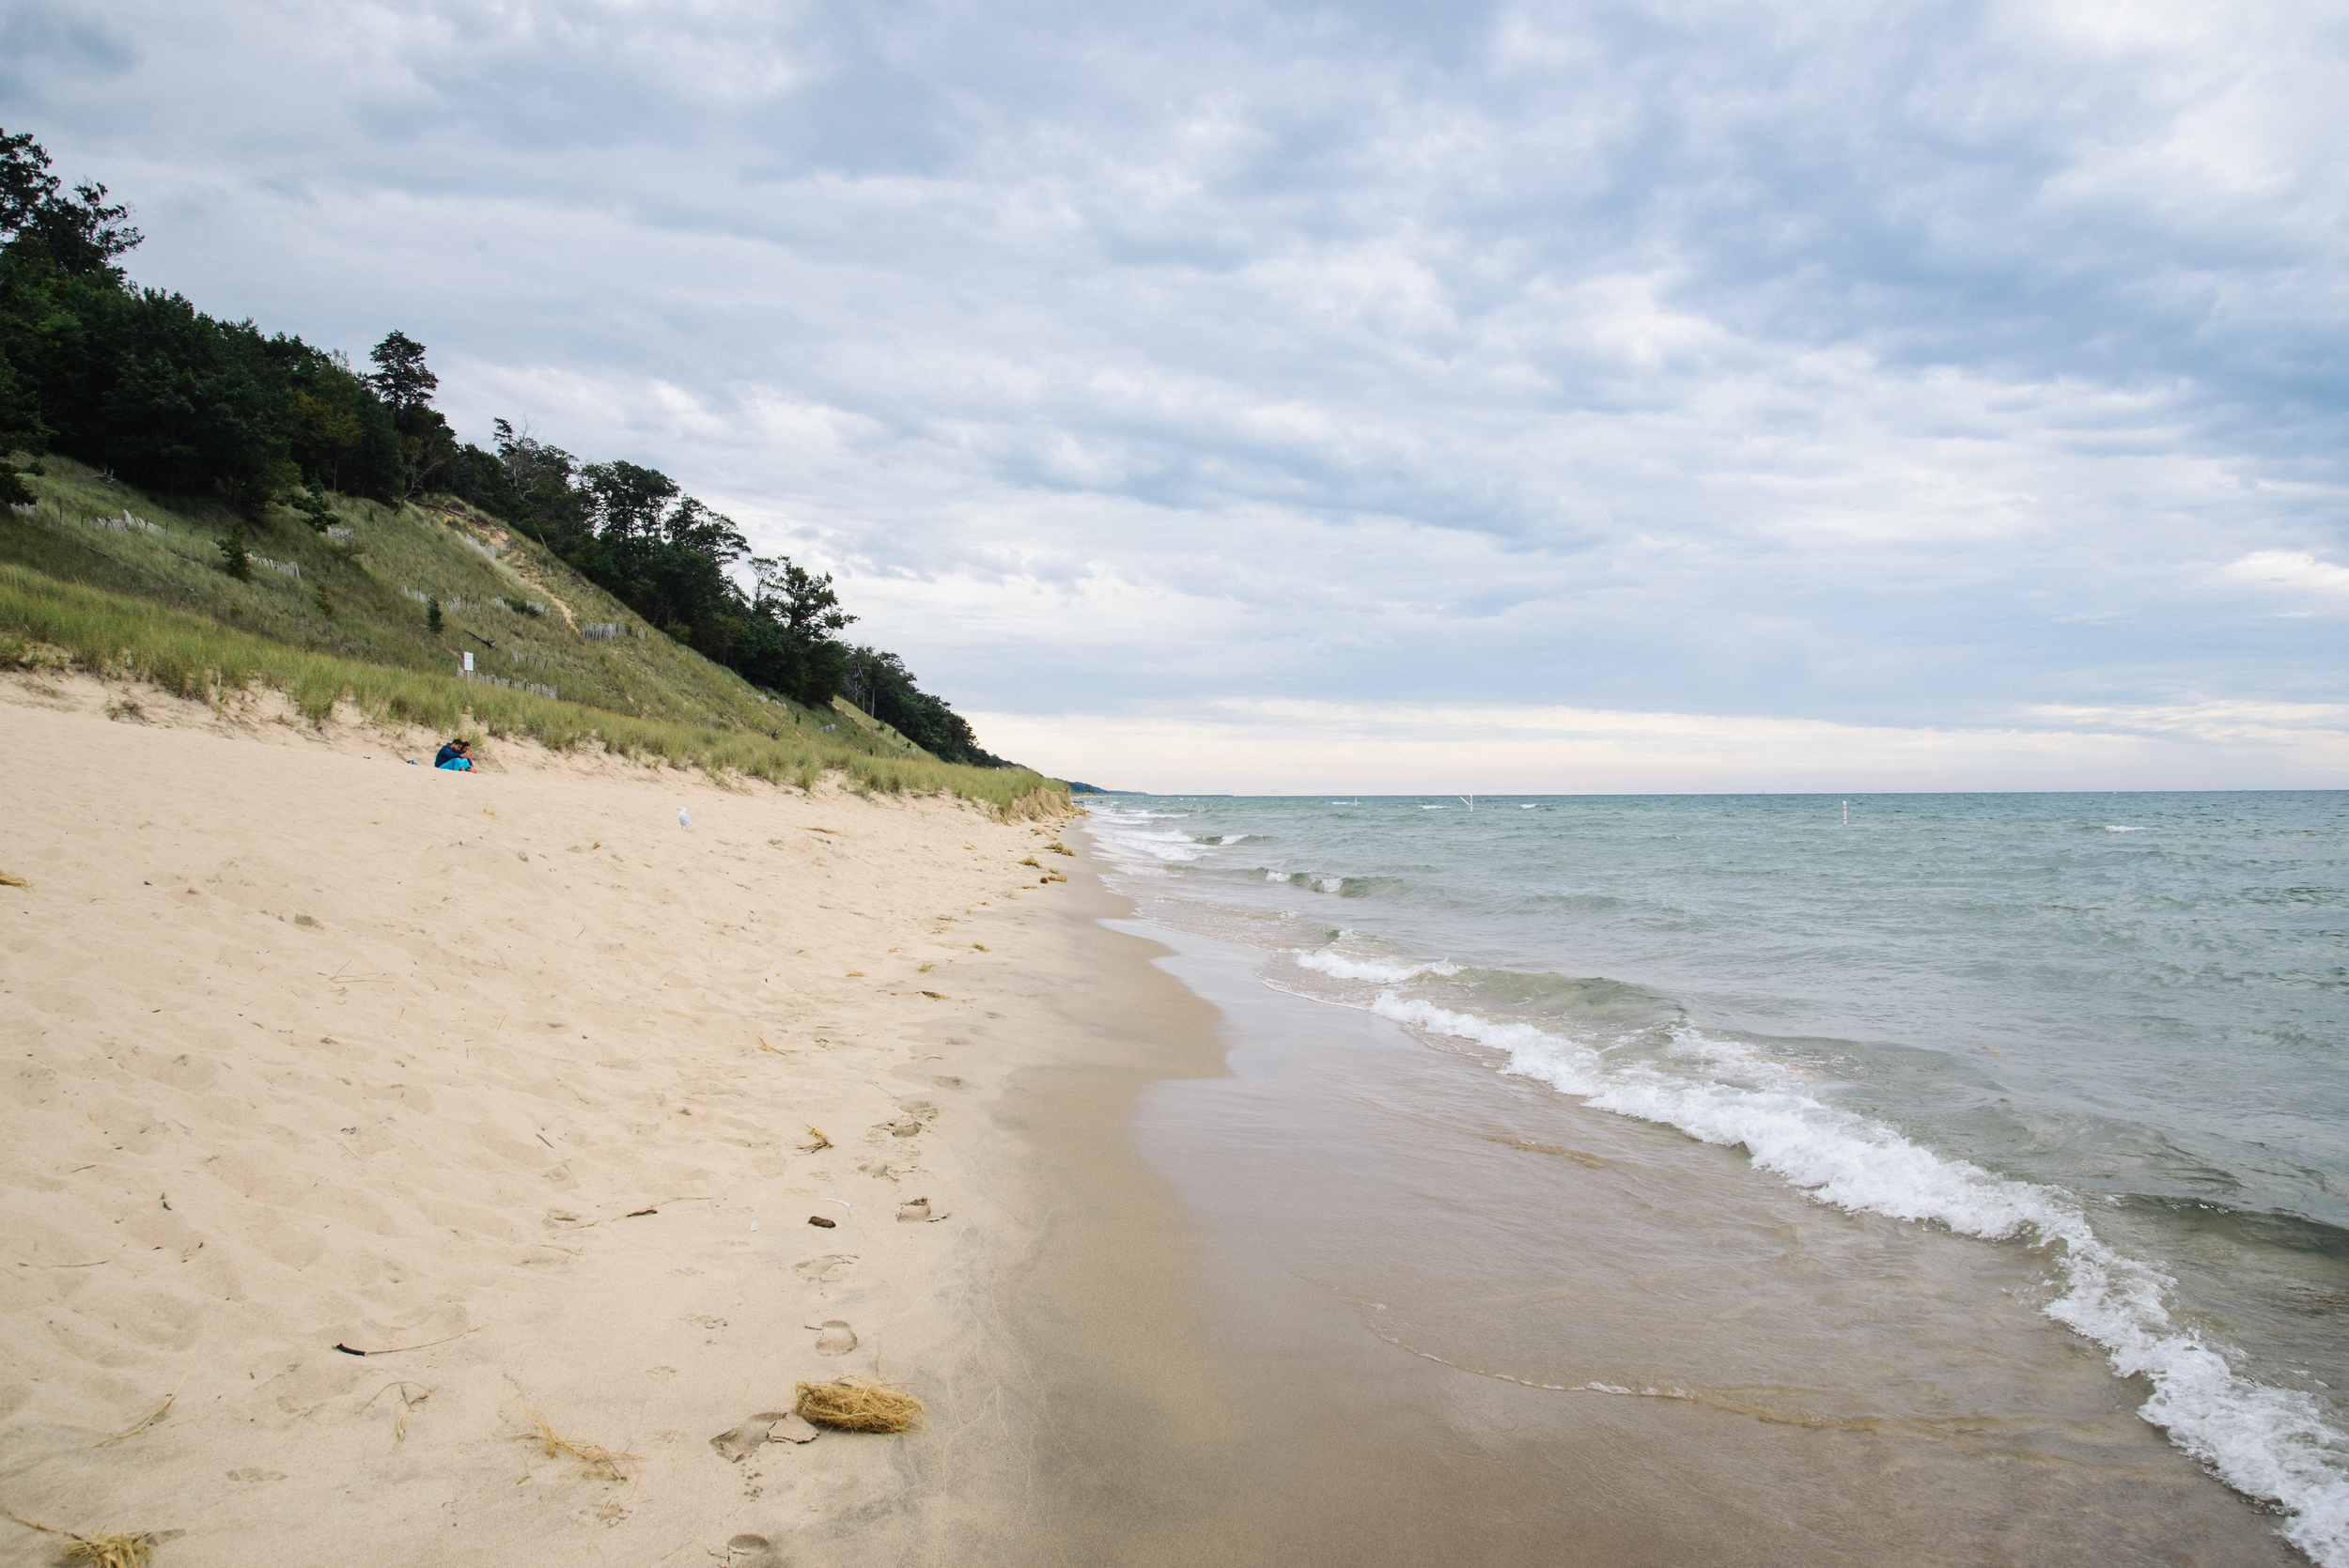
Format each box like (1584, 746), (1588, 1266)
(0, 128), (142, 278)
(367, 331), (454, 496)
(287, 477), (335, 531)
(0, 346), (40, 502)
(582, 459), (679, 543)
(97, 292), (294, 514)
(366, 330), (436, 412)
(272, 339), (399, 500)
(752, 555), (854, 638)
(841, 645), (1008, 767)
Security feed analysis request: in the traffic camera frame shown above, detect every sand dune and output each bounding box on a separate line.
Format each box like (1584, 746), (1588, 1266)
(0, 671), (1090, 1566)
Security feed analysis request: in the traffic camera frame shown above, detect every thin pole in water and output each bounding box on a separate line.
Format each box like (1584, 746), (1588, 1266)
(1460, 793), (1475, 811)
(1843, 800), (1848, 826)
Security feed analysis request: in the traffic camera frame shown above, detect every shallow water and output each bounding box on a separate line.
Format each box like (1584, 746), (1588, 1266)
(1086, 791), (2349, 1563)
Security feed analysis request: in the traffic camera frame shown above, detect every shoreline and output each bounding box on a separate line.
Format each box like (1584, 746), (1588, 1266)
(0, 670), (1170, 1566)
(1075, 874), (2310, 1565)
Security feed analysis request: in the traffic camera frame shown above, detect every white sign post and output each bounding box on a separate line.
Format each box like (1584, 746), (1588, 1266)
(461, 651), (474, 675)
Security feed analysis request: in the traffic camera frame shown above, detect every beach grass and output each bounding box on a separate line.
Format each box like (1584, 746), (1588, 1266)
(0, 562), (1067, 814)
(1, 455), (916, 755)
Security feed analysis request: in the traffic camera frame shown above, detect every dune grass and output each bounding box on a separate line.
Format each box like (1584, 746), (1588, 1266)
(0, 562), (1068, 815)
(0, 456), (957, 764)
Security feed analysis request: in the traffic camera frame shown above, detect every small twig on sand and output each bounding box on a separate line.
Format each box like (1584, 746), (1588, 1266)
(331, 1325), (482, 1358)
(799, 1126), (832, 1151)
(360, 1381), (431, 1444)
(94, 1374), (187, 1449)
(548, 1196), (714, 1234)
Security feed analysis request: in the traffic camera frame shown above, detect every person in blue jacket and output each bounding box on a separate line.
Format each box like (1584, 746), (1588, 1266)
(434, 738), (474, 770)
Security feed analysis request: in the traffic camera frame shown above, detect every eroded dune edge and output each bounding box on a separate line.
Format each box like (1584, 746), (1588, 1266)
(0, 670), (1095, 1568)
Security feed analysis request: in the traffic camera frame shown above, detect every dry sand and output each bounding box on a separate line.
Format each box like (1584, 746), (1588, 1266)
(0, 669), (1185, 1567)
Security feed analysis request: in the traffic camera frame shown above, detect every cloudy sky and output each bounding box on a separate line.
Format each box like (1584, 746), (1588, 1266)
(8, 0), (2345, 791)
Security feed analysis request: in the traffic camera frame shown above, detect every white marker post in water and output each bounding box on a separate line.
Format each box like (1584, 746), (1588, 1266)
(1843, 800), (1848, 826)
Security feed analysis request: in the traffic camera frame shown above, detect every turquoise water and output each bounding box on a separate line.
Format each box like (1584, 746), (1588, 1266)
(1087, 790), (2349, 1562)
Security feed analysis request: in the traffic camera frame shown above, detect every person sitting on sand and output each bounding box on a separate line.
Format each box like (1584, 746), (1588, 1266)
(434, 738), (474, 770)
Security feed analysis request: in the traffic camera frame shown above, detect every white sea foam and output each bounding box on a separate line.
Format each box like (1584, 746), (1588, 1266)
(1663, 1026), (1809, 1088)
(1368, 992), (2349, 1565)
(1294, 949), (1461, 984)
(2106, 825), (2151, 832)
(1087, 811), (1209, 867)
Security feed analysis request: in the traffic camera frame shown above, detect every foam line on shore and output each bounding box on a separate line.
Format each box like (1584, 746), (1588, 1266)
(1367, 991), (2349, 1566)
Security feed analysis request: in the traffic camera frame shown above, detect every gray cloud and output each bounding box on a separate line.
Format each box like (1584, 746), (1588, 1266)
(9, 0), (2344, 768)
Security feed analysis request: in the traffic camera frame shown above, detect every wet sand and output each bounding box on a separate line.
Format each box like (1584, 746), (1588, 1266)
(990, 846), (2300, 1566)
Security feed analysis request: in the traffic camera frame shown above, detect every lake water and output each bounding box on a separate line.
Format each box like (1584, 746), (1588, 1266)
(1085, 791), (2349, 1564)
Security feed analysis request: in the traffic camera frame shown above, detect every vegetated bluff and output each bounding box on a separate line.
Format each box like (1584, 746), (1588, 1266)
(0, 125), (1013, 769)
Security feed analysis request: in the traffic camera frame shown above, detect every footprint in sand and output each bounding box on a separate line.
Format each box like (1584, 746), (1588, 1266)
(767, 1412), (819, 1444)
(793, 1253), (856, 1283)
(715, 1410), (820, 1466)
(709, 1419), (773, 1461)
(810, 1319), (858, 1356)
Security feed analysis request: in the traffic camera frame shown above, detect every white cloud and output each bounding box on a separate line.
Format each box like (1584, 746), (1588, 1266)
(2220, 551), (2349, 609)
(975, 698), (2349, 796)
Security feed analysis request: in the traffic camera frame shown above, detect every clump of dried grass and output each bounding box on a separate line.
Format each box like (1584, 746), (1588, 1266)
(793, 1378), (925, 1434)
(61, 1533), (154, 1568)
(506, 1395), (638, 1480)
(7, 1512), (158, 1568)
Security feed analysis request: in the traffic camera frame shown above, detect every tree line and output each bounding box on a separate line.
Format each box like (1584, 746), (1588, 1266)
(0, 128), (1010, 767)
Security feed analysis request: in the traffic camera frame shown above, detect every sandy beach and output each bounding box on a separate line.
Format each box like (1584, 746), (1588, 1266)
(4, 669), (2322, 1568)
(0, 668), (1210, 1568)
